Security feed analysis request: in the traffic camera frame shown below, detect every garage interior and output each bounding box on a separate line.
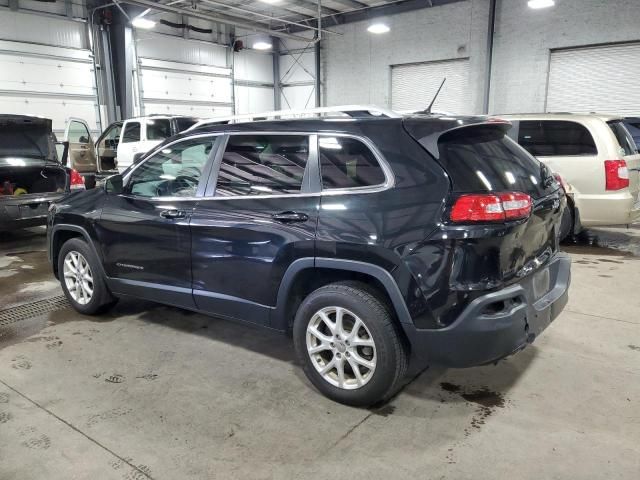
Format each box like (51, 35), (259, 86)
(1, 0), (639, 479)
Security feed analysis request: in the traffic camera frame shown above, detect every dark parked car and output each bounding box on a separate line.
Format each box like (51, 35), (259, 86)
(47, 112), (571, 406)
(1, 115), (85, 231)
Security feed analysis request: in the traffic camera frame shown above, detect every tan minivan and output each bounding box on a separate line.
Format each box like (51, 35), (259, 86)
(502, 114), (640, 237)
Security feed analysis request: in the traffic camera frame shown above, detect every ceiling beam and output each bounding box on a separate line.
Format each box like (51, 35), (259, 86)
(197, 0), (339, 36)
(118, 0), (313, 41)
(285, 0), (468, 33)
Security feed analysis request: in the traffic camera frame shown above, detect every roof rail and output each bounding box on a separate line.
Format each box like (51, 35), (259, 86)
(188, 105), (401, 130)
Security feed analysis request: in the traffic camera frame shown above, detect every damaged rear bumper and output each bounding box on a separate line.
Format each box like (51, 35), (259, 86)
(403, 252), (571, 368)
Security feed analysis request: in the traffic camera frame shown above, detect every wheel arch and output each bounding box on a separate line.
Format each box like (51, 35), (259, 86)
(50, 225), (105, 279)
(271, 258), (414, 334)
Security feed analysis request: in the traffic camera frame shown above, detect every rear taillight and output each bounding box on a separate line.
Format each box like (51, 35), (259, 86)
(450, 192), (532, 223)
(69, 169), (85, 190)
(604, 160), (629, 191)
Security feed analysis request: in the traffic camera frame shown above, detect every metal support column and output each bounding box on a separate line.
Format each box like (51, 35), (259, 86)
(314, 41), (321, 108)
(273, 37), (282, 111)
(483, 0), (497, 114)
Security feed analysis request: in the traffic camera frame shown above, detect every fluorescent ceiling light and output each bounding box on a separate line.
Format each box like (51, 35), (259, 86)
(132, 18), (156, 29)
(528, 0), (555, 9)
(252, 41), (273, 50)
(367, 23), (390, 34)
(259, 0), (282, 3)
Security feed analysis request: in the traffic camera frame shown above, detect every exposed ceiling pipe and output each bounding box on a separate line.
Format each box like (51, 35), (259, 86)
(117, 0), (313, 42)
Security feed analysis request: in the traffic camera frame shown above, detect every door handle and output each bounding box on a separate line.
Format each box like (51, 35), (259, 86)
(272, 211), (309, 223)
(160, 209), (187, 219)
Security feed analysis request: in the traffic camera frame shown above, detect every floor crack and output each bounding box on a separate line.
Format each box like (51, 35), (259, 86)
(0, 378), (154, 480)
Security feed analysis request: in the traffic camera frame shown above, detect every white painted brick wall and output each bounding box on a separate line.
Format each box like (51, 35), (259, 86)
(322, 0), (489, 113)
(322, 0), (640, 115)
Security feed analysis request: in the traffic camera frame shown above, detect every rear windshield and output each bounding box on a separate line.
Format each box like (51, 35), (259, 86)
(624, 119), (640, 148)
(437, 127), (556, 198)
(0, 123), (54, 160)
(517, 120), (597, 156)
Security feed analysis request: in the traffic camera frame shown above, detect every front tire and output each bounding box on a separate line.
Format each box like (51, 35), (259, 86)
(58, 238), (116, 315)
(293, 282), (408, 407)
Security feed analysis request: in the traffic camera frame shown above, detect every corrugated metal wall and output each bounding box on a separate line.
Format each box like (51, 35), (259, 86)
(546, 43), (640, 115)
(135, 30), (276, 119)
(391, 58), (470, 114)
(135, 31), (233, 118)
(0, 11), (100, 134)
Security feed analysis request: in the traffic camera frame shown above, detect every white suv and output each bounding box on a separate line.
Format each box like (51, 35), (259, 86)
(501, 114), (640, 237)
(96, 115), (200, 174)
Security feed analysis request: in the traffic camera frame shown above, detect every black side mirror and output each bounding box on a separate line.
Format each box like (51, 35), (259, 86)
(105, 174), (123, 194)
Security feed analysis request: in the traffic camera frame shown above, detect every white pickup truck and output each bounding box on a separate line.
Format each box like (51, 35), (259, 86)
(96, 115), (200, 174)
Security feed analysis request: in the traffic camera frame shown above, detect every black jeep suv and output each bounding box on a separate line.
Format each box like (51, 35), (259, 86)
(48, 112), (571, 406)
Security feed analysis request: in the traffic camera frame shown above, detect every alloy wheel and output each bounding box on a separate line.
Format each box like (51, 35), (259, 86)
(306, 306), (377, 390)
(63, 251), (94, 305)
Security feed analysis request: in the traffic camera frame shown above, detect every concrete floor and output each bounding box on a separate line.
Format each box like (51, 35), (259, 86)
(0, 227), (639, 480)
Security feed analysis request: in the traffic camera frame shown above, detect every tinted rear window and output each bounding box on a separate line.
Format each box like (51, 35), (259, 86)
(518, 120), (597, 156)
(0, 123), (52, 160)
(319, 136), (386, 189)
(608, 121), (637, 156)
(624, 119), (640, 148)
(438, 127), (555, 198)
(146, 119), (171, 141)
(175, 117), (199, 132)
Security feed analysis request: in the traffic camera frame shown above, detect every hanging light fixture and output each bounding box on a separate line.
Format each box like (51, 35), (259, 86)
(132, 17), (156, 29)
(528, 0), (555, 9)
(367, 23), (390, 34)
(252, 34), (273, 50)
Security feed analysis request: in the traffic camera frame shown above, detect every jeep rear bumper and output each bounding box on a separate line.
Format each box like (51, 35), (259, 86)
(403, 252), (571, 368)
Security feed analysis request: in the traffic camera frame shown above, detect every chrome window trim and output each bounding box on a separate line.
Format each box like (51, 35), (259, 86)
(211, 132), (316, 198)
(317, 132), (395, 195)
(202, 131), (394, 201)
(118, 131), (395, 202)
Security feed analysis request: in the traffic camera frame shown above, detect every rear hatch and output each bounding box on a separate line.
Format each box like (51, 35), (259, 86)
(404, 118), (564, 286)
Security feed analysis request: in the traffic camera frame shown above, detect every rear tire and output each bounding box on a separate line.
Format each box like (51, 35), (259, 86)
(293, 282), (408, 407)
(559, 204), (574, 242)
(58, 238), (117, 315)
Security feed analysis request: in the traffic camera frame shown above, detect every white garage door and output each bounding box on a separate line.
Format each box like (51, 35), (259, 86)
(391, 58), (470, 114)
(136, 32), (234, 119)
(0, 13), (100, 135)
(547, 43), (640, 115)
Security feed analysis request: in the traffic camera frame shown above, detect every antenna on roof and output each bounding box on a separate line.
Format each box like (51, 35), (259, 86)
(423, 78), (446, 114)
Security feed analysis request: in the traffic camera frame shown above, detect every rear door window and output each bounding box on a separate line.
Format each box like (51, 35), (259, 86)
(122, 122), (141, 143)
(175, 117), (199, 132)
(319, 136), (386, 189)
(146, 119), (172, 141)
(214, 135), (310, 196)
(518, 120), (597, 156)
(438, 126), (556, 199)
(608, 120), (637, 156)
